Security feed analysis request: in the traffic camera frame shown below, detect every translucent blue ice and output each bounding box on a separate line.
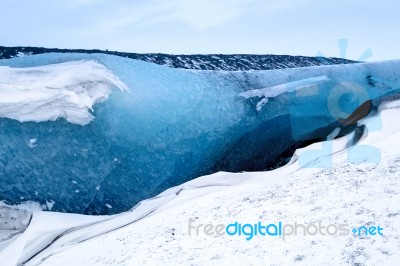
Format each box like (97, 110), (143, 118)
(0, 53), (399, 214)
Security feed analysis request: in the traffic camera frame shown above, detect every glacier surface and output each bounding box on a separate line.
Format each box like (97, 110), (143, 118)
(0, 53), (399, 214)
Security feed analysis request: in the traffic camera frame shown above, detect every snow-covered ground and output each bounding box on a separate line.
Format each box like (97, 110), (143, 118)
(0, 99), (399, 265)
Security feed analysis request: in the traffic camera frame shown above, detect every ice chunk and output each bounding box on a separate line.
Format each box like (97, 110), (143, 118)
(28, 138), (37, 148)
(45, 200), (55, 211)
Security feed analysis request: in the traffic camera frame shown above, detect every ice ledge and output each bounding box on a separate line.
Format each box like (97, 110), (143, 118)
(0, 60), (128, 125)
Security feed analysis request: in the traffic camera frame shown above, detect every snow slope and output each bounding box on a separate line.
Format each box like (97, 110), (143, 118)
(1, 98), (399, 265)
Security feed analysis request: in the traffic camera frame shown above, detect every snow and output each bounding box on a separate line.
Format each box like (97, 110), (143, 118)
(0, 201), (42, 252)
(0, 99), (399, 265)
(16, 52), (27, 58)
(239, 75), (330, 111)
(0, 60), (128, 125)
(28, 139), (37, 148)
(45, 200), (55, 211)
(0, 201), (42, 230)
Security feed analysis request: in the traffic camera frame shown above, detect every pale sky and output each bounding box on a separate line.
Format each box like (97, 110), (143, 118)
(0, 0), (399, 61)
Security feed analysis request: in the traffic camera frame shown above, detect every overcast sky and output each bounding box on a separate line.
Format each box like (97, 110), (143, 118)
(1, 0), (399, 61)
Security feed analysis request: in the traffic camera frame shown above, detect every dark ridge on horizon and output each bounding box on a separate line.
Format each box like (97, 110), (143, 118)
(0, 46), (357, 71)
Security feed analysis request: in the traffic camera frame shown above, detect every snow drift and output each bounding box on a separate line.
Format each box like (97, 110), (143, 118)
(0, 60), (128, 125)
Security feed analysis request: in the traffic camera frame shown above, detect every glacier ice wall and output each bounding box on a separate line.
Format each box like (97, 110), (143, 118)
(0, 53), (399, 214)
